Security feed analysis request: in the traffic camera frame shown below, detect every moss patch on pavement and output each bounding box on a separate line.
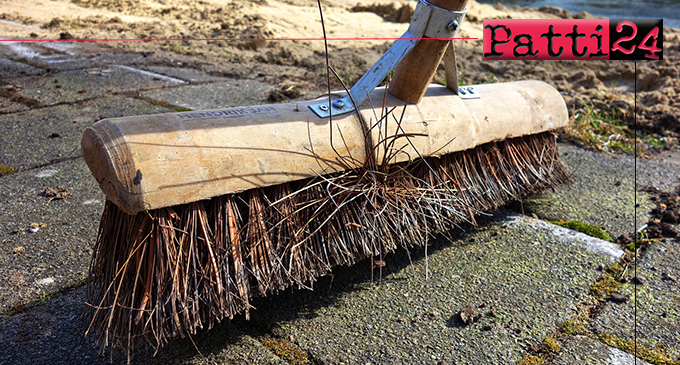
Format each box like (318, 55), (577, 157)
(599, 333), (680, 365)
(550, 220), (613, 241)
(0, 163), (17, 176)
(260, 336), (309, 365)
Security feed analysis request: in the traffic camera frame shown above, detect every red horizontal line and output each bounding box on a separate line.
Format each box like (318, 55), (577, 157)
(0, 37), (478, 42)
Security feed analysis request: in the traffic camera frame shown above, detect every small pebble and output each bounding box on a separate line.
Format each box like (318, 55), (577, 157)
(609, 293), (629, 303)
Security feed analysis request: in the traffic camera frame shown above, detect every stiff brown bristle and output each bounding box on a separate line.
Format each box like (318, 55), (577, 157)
(86, 131), (569, 358)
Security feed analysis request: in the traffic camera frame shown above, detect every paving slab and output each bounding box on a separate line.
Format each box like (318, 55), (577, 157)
(0, 286), (285, 365)
(593, 238), (680, 362)
(0, 41), (63, 61)
(0, 158), (104, 312)
(245, 211), (623, 365)
(0, 96), (173, 170)
(635, 150), (680, 191)
(7, 65), (184, 106)
(553, 335), (653, 365)
(0, 41), (163, 72)
(141, 79), (274, 110)
(140, 65), (227, 82)
(29, 48), (178, 72)
(522, 144), (672, 239)
(0, 57), (46, 78)
(0, 141), (669, 365)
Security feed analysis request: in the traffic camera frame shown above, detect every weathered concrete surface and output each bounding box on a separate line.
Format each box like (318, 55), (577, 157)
(6, 65), (183, 106)
(0, 57), (46, 78)
(0, 41), (164, 72)
(140, 79), (274, 110)
(1, 38), (678, 365)
(634, 150), (680, 191)
(0, 96), (173, 170)
(523, 144), (659, 238)
(0, 96), (28, 114)
(593, 238), (680, 362)
(140, 65), (226, 82)
(0, 159), (104, 312)
(553, 335), (653, 365)
(0, 210), (625, 365)
(246, 212), (622, 365)
(0, 286), (286, 365)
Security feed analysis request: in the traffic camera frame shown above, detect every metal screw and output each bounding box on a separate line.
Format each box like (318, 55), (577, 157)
(332, 99), (345, 108)
(458, 87), (467, 95)
(447, 20), (459, 32)
(319, 104), (328, 111)
(467, 86), (475, 93)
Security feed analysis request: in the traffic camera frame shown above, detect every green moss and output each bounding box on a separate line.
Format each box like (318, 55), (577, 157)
(606, 263), (628, 279)
(544, 335), (562, 353)
(0, 164), (17, 176)
(260, 336), (309, 365)
(518, 354), (546, 365)
(561, 318), (587, 335)
(590, 273), (622, 300)
(599, 333), (679, 365)
(550, 220), (612, 241)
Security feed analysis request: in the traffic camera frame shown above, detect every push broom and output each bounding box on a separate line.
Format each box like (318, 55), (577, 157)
(81, 0), (569, 357)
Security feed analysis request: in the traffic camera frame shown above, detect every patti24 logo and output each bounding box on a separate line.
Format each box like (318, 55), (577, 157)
(483, 19), (663, 60)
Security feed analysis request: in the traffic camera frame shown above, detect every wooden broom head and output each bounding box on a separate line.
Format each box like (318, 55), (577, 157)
(81, 80), (568, 215)
(86, 129), (571, 356)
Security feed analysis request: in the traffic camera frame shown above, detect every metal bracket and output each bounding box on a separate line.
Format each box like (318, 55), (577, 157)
(443, 41), (458, 94)
(309, 0), (468, 118)
(308, 32), (420, 118)
(443, 41), (479, 99)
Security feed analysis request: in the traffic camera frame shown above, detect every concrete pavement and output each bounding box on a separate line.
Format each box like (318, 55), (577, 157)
(1, 38), (678, 365)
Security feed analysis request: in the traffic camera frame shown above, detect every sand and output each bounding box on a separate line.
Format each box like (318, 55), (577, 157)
(1, 0), (679, 150)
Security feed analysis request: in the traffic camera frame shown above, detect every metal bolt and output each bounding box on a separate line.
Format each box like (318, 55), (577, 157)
(319, 104), (328, 111)
(458, 87), (467, 95)
(447, 20), (459, 33)
(332, 99), (345, 108)
(467, 86), (475, 93)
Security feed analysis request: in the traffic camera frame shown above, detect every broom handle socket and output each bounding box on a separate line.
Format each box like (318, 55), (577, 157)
(389, 0), (471, 104)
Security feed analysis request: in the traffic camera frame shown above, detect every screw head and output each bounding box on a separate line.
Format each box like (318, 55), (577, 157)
(319, 104), (328, 111)
(458, 87), (467, 95)
(332, 99), (345, 108)
(467, 86), (475, 93)
(447, 20), (459, 33)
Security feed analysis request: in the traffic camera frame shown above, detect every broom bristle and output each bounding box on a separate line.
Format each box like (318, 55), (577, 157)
(86, 131), (569, 356)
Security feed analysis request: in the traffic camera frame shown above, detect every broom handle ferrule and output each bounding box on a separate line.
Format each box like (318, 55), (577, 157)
(389, 0), (471, 104)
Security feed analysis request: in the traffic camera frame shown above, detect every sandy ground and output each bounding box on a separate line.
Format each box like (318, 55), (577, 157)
(1, 0), (679, 148)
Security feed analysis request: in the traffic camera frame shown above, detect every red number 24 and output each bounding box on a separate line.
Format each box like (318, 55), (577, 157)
(612, 21), (662, 60)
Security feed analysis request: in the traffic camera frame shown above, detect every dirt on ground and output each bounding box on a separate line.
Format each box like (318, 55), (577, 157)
(1, 0), (679, 151)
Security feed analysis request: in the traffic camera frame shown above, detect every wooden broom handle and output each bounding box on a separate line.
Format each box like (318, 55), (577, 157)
(389, 0), (470, 104)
